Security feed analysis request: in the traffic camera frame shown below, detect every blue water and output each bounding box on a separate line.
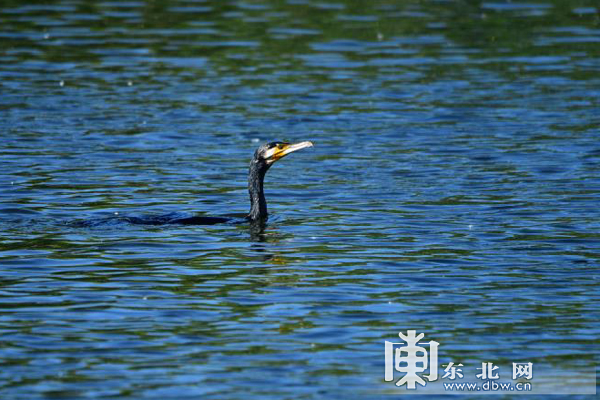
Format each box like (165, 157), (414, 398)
(1, 0), (598, 398)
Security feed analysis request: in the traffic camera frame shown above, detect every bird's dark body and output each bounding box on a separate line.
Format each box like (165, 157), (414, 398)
(166, 215), (234, 225)
(126, 214), (235, 226)
(73, 141), (313, 227)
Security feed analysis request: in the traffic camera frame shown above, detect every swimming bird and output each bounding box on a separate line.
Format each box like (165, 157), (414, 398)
(246, 141), (314, 221)
(99, 141), (314, 226)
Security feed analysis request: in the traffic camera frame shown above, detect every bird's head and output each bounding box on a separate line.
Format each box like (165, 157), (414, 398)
(247, 140), (314, 221)
(253, 141), (314, 169)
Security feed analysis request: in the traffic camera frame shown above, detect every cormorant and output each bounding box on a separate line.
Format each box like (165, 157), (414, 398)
(246, 140), (313, 221)
(94, 141), (314, 226)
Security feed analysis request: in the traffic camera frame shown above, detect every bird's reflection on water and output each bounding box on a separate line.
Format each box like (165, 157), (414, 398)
(248, 219), (268, 242)
(247, 220), (284, 263)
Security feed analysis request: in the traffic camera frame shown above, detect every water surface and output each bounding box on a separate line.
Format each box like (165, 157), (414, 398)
(1, 0), (599, 398)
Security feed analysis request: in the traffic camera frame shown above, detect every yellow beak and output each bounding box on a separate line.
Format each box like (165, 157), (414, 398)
(265, 141), (314, 164)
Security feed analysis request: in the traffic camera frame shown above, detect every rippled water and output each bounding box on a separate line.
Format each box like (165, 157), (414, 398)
(1, 0), (599, 398)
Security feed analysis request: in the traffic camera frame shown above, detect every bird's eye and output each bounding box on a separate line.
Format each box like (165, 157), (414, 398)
(277, 144), (284, 150)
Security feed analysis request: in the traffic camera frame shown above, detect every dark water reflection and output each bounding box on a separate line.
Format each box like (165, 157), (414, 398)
(1, 0), (599, 398)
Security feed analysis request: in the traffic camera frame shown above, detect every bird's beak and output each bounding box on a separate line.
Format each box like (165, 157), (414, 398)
(265, 141), (314, 164)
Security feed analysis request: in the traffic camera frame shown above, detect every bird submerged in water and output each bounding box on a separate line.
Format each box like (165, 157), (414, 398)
(99, 141), (314, 226)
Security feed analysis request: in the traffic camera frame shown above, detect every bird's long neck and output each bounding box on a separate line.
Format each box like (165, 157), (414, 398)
(248, 160), (268, 221)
